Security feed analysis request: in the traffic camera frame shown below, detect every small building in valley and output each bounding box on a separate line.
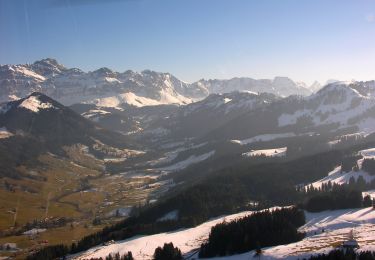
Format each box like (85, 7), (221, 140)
(342, 230), (359, 252)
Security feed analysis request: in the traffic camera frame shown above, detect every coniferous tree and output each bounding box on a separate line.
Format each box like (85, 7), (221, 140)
(153, 243), (182, 260)
(363, 195), (372, 207)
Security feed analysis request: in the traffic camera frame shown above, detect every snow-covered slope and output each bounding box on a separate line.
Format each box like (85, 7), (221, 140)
(242, 147), (287, 157)
(214, 208), (375, 260)
(231, 133), (297, 145)
(308, 147), (375, 188)
(157, 150), (215, 173)
(210, 81), (375, 143)
(194, 76), (312, 97)
(0, 92), (131, 151)
(278, 81), (375, 133)
(309, 81), (322, 93)
(310, 165), (375, 189)
(72, 207), (375, 260)
(181, 91), (277, 116)
(18, 95), (55, 112)
(71, 210), (264, 260)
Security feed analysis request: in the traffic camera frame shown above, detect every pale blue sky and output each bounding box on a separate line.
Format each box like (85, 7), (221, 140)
(1, 0), (375, 84)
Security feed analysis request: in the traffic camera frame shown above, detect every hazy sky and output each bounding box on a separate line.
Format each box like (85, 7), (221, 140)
(1, 0), (375, 85)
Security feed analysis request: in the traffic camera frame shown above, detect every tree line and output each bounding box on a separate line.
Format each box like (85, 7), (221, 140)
(300, 183), (373, 212)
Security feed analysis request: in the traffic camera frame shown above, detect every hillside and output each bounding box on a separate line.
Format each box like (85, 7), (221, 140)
(71, 207), (375, 260)
(79, 81), (375, 149)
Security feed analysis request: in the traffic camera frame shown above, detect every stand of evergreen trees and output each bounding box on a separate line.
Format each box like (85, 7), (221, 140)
(104, 252), (133, 260)
(361, 158), (375, 175)
(153, 243), (182, 260)
(340, 154), (361, 172)
(199, 207), (305, 258)
(301, 185), (366, 212)
(26, 244), (69, 260)
(85, 251), (134, 260)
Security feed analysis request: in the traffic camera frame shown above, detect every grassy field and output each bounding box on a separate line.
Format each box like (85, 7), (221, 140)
(0, 152), (164, 259)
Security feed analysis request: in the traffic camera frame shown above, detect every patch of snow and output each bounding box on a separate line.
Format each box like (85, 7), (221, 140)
(231, 133), (296, 145)
(106, 207), (133, 218)
(327, 139), (340, 147)
(363, 190), (375, 199)
(243, 147), (287, 157)
(149, 143), (208, 167)
(8, 95), (20, 101)
(223, 98), (232, 104)
(301, 208), (375, 235)
(0, 127), (13, 139)
(23, 228), (47, 235)
(307, 148), (375, 189)
(328, 132), (367, 147)
(148, 148), (185, 167)
(308, 165), (375, 189)
(240, 90), (259, 95)
(157, 210), (179, 222)
(360, 147), (375, 158)
(82, 109), (111, 119)
(105, 77), (122, 83)
(158, 151), (215, 172)
(91, 89), (192, 108)
(103, 158), (127, 163)
(14, 66), (46, 81)
(158, 87), (192, 105)
(19, 96), (54, 112)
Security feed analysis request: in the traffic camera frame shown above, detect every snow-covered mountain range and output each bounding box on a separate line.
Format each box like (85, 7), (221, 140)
(67, 80), (375, 152)
(151, 81), (375, 143)
(196, 80), (375, 142)
(193, 76), (314, 97)
(0, 59), (317, 107)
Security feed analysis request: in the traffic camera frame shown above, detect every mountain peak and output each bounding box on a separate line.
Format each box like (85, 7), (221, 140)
(17, 92), (57, 113)
(92, 67), (114, 76)
(32, 58), (65, 70)
(31, 58), (66, 76)
(313, 80), (368, 100)
(33, 58), (61, 66)
(272, 76), (300, 87)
